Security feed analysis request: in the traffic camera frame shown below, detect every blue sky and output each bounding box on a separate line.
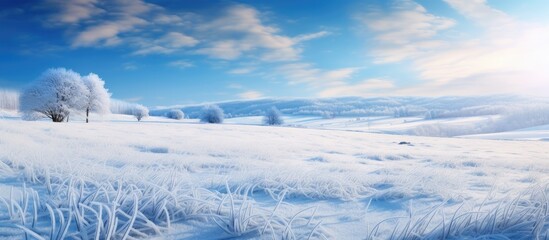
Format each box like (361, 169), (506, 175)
(0, 0), (548, 106)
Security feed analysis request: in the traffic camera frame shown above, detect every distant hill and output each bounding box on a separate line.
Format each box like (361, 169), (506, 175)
(150, 95), (540, 119)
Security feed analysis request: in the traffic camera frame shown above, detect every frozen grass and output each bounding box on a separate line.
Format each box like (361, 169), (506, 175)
(0, 158), (325, 239)
(367, 185), (549, 239)
(1, 118), (548, 238)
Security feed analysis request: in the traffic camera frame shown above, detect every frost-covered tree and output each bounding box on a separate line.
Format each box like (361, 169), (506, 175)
(166, 109), (184, 120)
(20, 68), (88, 122)
(132, 104), (149, 121)
(263, 107), (284, 125)
(82, 73), (111, 123)
(200, 105), (224, 123)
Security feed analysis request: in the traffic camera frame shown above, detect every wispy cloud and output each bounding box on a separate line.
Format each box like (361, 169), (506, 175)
(195, 5), (328, 61)
(123, 62), (138, 70)
(46, 2), (328, 65)
(293, 31), (331, 42)
(46, 0), (104, 25)
(228, 67), (255, 74)
(64, 0), (160, 47)
(277, 63), (359, 87)
(357, 0), (455, 63)
(133, 32), (198, 55)
(238, 90), (264, 99)
(358, 0), (549, 96)
(228, 83), (243, 89)
(169, 60), (194, 69)
(318, 79), (395, 97)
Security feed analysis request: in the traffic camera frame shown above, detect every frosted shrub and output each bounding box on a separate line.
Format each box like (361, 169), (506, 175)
(82, 73), (111, 123)
(166, 109), (184, 120)
(20, 68), (88, 122)
(263, 107), (283, 125)
(133, 104), (149, 121)
(200, 105), (224, 123)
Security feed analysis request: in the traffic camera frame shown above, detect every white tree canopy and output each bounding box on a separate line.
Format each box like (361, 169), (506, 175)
(133, 104), (149, 121)
(82, 73), (111, 115)
(20, 68), (89, 122)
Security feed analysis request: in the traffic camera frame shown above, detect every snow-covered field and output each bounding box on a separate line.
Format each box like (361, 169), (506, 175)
(1, 114), (549, 239)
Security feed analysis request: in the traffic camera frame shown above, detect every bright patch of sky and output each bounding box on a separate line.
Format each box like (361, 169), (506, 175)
(0, 0), (548, 106)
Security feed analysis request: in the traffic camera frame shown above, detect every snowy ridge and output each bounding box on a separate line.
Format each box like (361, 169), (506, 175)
(150, 95), (540, 118)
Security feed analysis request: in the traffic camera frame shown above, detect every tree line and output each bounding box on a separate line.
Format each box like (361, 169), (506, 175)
(17, 68), (284, 125)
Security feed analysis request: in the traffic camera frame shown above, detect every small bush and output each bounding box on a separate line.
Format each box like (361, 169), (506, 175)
(200, 105), (224, 124)
(132, 105), (149, 121)
(166, 109), (184, 120)
(263, 107), (284, 125)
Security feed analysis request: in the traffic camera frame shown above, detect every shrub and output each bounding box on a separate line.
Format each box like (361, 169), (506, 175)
(200, 105), (224, 123)
(166, 109), (184, 120)
(133, 105), (149, 121)
(263, 107), (284, 125)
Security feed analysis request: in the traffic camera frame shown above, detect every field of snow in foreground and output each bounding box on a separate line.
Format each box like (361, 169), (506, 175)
(1, 118), (549, 239)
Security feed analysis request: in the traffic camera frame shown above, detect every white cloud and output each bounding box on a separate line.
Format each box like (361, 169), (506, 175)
(123, 62), (138, 70)
(444, 0), (515, 29)
(47, 2), (329, 65)
(169, 60), (194, 69)
(133, 32), (198, 55)
(357, 0), (454, 63)
(73, 16), (148, 47)
(277, 63), (360, 88)
(358, 0), (549, 96)
(228, 68), (255, 74)
(238, 90), (263, 99)
(195, 5), (327, 61)
(293, 31), (331, 42)
(318, 79), (395, 97)
(359, 1), (455, 44)
(62, 0), (159, 47)
(195, 40), (244, 60)
(47, 0), (103, 24)
(161, 32), (199, 48)
(228, 83), (243, 89)
(357, 0), (456, 64)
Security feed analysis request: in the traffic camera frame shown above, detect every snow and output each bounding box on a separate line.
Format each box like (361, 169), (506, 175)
(1, 114), (549, 239)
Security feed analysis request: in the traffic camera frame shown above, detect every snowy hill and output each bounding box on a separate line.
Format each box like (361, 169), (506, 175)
(150, 95), (539, 118)
(1, 117), (549, 239)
